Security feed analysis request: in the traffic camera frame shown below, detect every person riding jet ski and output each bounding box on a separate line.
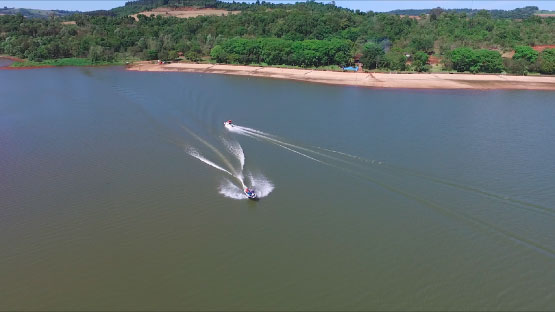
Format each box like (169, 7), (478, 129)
(244, 188), (257, 199)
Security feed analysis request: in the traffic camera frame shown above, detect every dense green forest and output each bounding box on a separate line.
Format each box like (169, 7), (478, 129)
(1, 0), (554, 74)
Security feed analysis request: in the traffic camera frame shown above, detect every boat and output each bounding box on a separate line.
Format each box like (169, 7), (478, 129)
(244, 188), (257, 199)
(224, 120), (233, 128)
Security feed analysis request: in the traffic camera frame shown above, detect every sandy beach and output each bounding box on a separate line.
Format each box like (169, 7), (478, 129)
(127, 61), (555, 91)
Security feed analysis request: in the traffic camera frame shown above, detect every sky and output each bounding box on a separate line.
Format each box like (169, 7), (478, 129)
(1, 0), (554, 12)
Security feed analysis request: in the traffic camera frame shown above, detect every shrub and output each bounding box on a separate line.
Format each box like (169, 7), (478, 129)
(473, 49), (503, 73)
(513, 46), (538, 63)
(504, 58), (528, 75)
(360, 42), (384, 69)
(382, 51), (407, 71)
(447, 47), (503, 73)
(412, 51), (430, 72)
(538, 48), (555, 74)
(146, 49), (158, 60)
(449, 47), (475, 72)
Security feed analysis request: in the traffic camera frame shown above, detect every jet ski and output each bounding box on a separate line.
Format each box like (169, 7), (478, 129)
(244, 188), (257, 199)
(224, 120), (234, 129)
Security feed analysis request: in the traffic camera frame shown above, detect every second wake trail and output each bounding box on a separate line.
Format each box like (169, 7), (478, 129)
(227, 123), (552, 215)
(226, 122), (555, 258)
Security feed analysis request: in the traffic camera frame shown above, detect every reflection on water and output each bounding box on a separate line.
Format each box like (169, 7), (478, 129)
(1, 67), (554, 310)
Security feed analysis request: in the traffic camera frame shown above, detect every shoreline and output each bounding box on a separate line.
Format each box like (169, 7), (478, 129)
(0, 56), (125, 70)
(127, 61), (555, 91)
(0, 55), (24, 62)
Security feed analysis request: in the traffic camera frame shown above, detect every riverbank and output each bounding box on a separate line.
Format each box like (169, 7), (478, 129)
(0, 55), (24, 62)
(127, 61), (555, 91)
(5, 58), (125, 69)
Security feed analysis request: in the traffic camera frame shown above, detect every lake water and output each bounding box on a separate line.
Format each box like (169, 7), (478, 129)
(1, 66), (554, 310)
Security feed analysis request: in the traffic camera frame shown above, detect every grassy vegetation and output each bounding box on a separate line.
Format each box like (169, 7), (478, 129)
(245, 63), (344, 71)
(10, 58), (126, 67)
(429, 65), (446, 73)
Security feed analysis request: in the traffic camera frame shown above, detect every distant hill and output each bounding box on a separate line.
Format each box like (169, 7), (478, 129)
(108, 0), (310, 17)
(0, 1), (547, 20)
(105, 1), (544, 19)
(0, 7), (78, 18)
(387, 6), (540, 19)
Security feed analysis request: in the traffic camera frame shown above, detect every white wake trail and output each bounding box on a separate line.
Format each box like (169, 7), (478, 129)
(229, 125), (331, 165)
(221, 137), (245, 171)
(275, 143), (326, 163)
(246, 172), (275, 198)
(180, 124), (238, 176)
(185, 147), (234, 176)
(316, 147), (383, 165)
(234, 125), (277, 138)
(218, 178), (247, 200)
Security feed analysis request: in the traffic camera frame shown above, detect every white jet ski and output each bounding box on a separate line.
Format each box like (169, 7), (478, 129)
(224, 120), (234, 129)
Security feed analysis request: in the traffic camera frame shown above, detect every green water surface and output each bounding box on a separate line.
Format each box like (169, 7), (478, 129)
(1, 66), (554, 310)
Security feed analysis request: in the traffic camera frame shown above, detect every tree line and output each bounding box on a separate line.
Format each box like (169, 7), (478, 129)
(388, 6), (541, 19)
(210, 38), (352, 67)
(0, 0), (554, 74)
